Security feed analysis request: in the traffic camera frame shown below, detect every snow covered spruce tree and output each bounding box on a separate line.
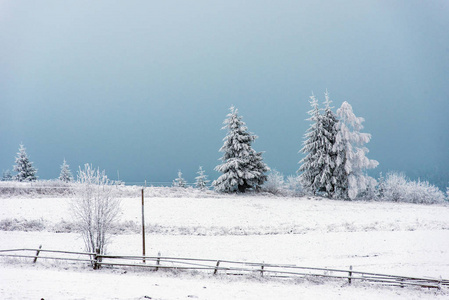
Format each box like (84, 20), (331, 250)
(195, 166), (210, 190)
(298, 93), (337, 196)
(71, 164), (121, 265)
(213, 106), (269, 193)
(13, 144), (37, 182)
(319, 91), (338, 197)
(333, 101), (378, 200)
(173, 170), (187, 188)
(59, 159), (73, 183)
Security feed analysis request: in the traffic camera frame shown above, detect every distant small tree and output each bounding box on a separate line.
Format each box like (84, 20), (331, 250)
(13, 144), (37, 182)
(173, 170), (187, 188)
(59, 159), (73, 183)
(195, 166), (210, 190)
(2, 169), (13, 181)
(71, 164), (121, 264)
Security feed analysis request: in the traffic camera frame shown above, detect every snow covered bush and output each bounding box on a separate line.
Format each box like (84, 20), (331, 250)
(263, 170), (285, 195)
(357, 176), (378, 200)
(263, 172), (305, 197)
(213, 106), (269, 193)
(2, 170), (13, 181)
(285, 175), (304, 197)
(71, 164), (121, 261)
(381, 172), (445, 204)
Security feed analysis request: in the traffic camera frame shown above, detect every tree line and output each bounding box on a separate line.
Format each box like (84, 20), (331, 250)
(2, 91), (447, 202)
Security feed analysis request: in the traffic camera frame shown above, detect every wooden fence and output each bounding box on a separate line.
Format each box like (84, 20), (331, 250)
(1, 248), (448, 290)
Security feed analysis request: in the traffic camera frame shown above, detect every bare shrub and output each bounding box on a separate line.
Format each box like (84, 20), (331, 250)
(71, 164), (121, 257)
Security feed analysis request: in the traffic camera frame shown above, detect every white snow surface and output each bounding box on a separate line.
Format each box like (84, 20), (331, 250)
(1, 191), (449, 299)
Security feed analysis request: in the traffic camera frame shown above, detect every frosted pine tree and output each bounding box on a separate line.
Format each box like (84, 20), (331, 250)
(213, 106), (269, 193)
(195, 166), (210, 190)
(318, 90), (338, 197)
(333, 101), (378, 200)
(247, 151), (269, 191)
(13, 144), (37, 182)
(172, 170), (187, 188)
(298, 93), (326, 195)
(59, 159), (73, 183)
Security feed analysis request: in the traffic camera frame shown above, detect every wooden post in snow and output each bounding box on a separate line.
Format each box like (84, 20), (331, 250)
(33, 245), (42, 263)
(156, 252), (161, 271)
(348, 265), (353, 285)
(93, 248), (100, 269)
(214, 260), (220, 275)
(141, 186), (146, 263)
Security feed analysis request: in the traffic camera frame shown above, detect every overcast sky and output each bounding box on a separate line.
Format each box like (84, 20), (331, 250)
(1, 1), (448, 187)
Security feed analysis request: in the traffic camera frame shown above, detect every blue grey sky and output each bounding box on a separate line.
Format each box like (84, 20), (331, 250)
(1, 1), (448, 187)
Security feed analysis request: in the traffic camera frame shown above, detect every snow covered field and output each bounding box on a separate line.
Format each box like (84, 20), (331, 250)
(1, 190), (449, 299)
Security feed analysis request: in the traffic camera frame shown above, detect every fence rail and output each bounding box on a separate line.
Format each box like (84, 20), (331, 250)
(0, 248), (447, 290)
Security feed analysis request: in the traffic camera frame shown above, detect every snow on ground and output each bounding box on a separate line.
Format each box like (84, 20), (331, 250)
(2, 263), (446, 300)
(1, 191), (449, 299)
(1, 229), (449, 278)
(1, 194), (448, 233)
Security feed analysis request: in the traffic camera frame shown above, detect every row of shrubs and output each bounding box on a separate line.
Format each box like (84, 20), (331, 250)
(379, 172), (447, 204)
(263, 171), (448, 204)
(0, 172), (447, 204)
(0, 180), (74, 197)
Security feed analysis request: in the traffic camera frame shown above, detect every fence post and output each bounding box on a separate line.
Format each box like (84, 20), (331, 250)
(260, 262), (265, 277)
(141, 187), (146, 263)
(156, 252), (161, 271)
(33, 245), (42, 263)
(93, 248), (100, 270)
(348, 265), (353, 285)
(214, 260), (220, 275)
